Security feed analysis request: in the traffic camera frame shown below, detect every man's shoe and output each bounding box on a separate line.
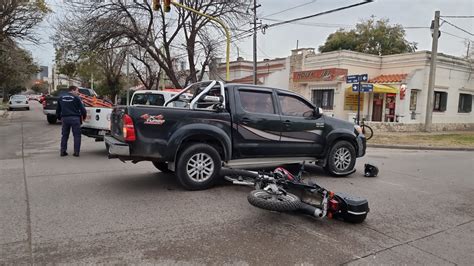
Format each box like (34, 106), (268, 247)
(73, 153), (80, 157)
(60, 151), (68, 157)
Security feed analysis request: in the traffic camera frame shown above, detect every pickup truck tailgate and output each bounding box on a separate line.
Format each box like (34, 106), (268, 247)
(83, 107), (112, 130)
(110, 106), (127, 142)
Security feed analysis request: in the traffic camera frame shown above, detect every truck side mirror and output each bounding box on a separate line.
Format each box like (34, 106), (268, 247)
(314, 107), (323, 118)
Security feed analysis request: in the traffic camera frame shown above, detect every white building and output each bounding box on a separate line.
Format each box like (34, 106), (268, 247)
(289, 49), (473, 130)
(217, 57), (290, 89)
(216, 49), (473, 131)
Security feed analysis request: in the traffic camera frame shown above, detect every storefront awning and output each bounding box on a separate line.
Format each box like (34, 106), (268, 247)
(346, 84), (398, 94)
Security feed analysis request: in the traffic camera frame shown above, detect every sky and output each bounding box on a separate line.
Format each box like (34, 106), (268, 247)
(26, 0), (474, 68)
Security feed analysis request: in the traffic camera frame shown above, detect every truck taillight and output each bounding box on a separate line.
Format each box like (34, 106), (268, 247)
(122, 114), (136, 142)
(42, 101), (46, 108)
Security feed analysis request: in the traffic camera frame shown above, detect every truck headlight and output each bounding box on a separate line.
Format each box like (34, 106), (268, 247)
(354, 125), (363, 135)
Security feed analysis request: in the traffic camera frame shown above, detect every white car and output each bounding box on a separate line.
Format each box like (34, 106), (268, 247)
(8, 95), (30, 110)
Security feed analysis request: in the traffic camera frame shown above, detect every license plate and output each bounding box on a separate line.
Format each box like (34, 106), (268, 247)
(16, 101), (22, 103)
(53, 101), (57, 104)
(98, 130), (106, 135)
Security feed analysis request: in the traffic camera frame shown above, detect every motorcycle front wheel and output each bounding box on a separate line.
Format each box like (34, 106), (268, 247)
(247, 190), (301, 212)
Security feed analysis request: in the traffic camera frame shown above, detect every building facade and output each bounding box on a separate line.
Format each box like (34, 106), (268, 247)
(289, 49), (473, 129)
(216, 49), (473, 130)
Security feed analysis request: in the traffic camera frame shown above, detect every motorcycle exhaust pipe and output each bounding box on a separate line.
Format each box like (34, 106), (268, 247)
(223, 176), (254, 186)
(299, 202), (323, 218)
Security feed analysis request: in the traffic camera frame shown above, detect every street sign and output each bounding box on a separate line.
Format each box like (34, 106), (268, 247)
(346, 75), (360, 83)
(359, 74), (368, 82)
(352, 83), (374, 92)
(347, 74), (369, 83)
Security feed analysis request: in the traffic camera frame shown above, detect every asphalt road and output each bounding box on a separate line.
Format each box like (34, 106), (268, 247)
(1, 102), (473, 265)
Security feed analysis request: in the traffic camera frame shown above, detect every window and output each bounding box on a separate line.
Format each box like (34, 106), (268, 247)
(132, 94), (165, 106)
(239, 90), (275, 114)
(312, 89), (334, 110)
(409, 90), (418, 111)
(278, 94), (313, 117)
(433, 91), (447, 112)
(458, 93), (472, 113)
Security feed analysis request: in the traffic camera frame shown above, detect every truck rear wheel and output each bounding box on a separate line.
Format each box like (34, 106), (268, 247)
(152, 162), (173, 173)
(47, 115), (57, 124)
(176, 143), (221, 190)
(325, 140), (356, 176)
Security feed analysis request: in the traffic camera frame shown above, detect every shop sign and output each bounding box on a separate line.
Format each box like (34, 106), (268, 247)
(293, 68), (348, 82)
(344, 92), (365, 111)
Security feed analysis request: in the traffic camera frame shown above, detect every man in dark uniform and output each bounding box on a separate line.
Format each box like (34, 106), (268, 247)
(56, 86), (87, 157)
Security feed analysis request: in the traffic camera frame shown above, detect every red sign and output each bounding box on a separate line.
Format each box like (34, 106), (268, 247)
(293, 68), (348, 82)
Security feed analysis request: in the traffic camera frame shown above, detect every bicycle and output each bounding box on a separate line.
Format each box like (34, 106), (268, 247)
(353, 117), (373, 140)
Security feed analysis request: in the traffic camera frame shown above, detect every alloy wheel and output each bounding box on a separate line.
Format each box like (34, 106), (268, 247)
(186, 153), (214, 182)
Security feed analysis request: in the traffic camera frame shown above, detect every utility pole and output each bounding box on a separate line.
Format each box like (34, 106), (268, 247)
(252, 0), (261, 85)
(424, 10), (440, 132)
(126, 53), (130, 105)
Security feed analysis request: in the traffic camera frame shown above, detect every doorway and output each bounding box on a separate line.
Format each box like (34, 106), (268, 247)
(372, 93), (383, 121)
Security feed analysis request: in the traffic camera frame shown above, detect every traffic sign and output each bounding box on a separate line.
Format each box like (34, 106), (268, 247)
(359, 74), (368, 82)
(346, 75), (359, 83)
(352, 84), (373, 92)
(347, 74), (369, 83)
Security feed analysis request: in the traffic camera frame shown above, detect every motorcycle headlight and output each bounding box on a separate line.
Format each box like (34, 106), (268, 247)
(354, 125), (363, 135)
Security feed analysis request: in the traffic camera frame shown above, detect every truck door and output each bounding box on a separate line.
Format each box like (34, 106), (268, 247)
(277, 93), (325, 156)
(232, 87), (282, 157)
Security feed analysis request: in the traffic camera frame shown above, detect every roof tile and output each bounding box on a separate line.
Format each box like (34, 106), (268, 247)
(369, 74), (408, 83)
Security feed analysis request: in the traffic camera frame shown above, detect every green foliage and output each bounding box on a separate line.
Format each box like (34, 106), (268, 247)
(31, 81), (49, 94)
(0, 42), (39, 101)
(319, 18), (417, 55)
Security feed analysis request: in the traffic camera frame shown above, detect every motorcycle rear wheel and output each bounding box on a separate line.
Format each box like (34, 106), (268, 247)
(248, 190), (301, 212)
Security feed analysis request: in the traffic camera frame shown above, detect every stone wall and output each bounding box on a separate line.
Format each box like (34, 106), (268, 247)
(364, 122), (474, 132)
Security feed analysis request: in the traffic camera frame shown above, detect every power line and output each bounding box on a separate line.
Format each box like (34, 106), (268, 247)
(264, 0), (374, 30)
(440, 30), (473, 41)
(262, 18), (350, 28)
(261, 0), (317, 19)
(440, 15), (474, 18)
(440, 18), (474, 36)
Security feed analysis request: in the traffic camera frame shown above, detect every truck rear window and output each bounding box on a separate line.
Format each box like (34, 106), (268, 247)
(132, 94), (165, 106)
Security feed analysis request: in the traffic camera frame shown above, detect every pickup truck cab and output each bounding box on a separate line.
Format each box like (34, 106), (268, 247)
(105, 81), (366, 190)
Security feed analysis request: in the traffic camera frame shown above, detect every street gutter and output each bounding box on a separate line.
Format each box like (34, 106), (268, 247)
(367, 143), (474, 151)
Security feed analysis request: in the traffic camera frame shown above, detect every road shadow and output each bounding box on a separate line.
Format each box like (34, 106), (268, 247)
(105, 172), (182, 194)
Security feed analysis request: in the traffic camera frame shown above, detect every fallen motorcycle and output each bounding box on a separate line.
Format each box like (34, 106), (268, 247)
(221, 162), (369, 223)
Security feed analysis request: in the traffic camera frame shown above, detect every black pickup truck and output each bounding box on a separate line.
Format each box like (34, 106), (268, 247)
(106, 81), (366, 190)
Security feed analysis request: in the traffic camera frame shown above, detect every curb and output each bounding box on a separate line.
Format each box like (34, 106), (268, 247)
(367, 144), (474, 151)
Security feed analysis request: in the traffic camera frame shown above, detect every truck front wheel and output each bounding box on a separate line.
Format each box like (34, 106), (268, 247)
(47, 115), (57, 124)
(325, 140), (356, 177)
(176, 143), (222, 190)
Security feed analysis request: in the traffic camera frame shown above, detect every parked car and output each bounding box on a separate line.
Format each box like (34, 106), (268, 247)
(8, 95), (29, 110)
(105, 81), (367, 190)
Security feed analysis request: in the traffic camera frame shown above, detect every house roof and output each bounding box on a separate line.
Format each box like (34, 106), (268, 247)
(369, 74), (408, 83)
(229, 73), (269, 84)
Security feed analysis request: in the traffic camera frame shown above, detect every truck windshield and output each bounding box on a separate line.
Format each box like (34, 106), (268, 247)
(132, 94), (165, 106)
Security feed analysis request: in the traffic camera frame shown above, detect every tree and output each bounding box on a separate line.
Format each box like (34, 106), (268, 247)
(0, 42), (39, 101)
(55, 0), (249, 89)
(31, 81), (49, 94)
(319, 18), (417, 55)
(0, 0), (50, 45)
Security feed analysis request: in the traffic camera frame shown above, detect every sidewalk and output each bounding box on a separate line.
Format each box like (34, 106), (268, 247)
(367, 131), (474, 151)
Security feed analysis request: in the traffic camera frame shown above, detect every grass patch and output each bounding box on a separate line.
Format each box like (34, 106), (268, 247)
(370, 131), (474, 148)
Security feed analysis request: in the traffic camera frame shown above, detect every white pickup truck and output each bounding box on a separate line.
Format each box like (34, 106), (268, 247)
(82, 90), (187, 141)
